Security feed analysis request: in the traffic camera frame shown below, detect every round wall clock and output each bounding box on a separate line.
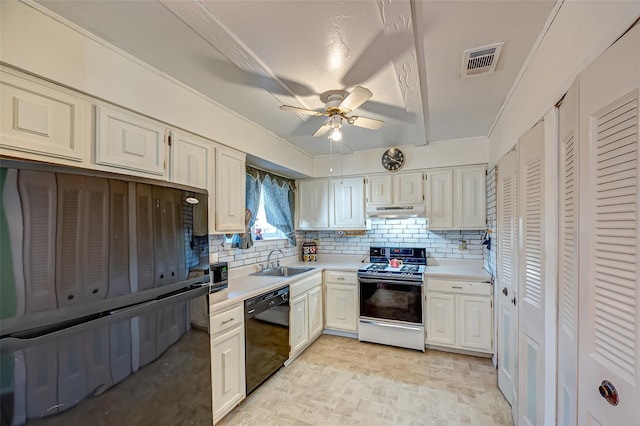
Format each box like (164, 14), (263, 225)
(381, 148), (405, 172)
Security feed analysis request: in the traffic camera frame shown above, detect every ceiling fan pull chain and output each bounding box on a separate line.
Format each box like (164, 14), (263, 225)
(329, 134), (333, 174)
(340, 139), (344, 183)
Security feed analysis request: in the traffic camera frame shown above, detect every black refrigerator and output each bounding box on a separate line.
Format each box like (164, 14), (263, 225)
(0, 159), (215, 425)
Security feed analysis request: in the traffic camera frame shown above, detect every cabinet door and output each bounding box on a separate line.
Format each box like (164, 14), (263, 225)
(215, 146), (246, 233)
(425, 292), (455, 346)
(308, 286), (323, 340)
(455, 167), (486, 228)
(325, 283), (357, 332)
(331, 177), (365, 229)
(170, 131), (213, 190)
(0, 71), (89, 164)
(394, 172), (424, 204)
(211, 326), (245, 423)
(366, 174), (393, 205)
(426, 169), (453, 229)
(290, 293), (309, 355)
(297, 180), (329, 229)
(95, 105), (167, 177)
(458, 295), (493, 352)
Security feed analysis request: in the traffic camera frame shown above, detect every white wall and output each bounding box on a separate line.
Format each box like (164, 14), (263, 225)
(0, 0), (314, 177)
(489, 1), (640, 165)
(312, 137), (490, 177)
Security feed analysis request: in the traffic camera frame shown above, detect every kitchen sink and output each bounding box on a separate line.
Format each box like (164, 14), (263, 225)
(250, 266), (315, 277)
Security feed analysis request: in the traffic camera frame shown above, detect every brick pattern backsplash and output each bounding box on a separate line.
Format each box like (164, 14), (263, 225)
(209, 220), (484, 269)
(301, 219), (484, 259)
(209, 234), (299, 269)
(484, 165), (497, 280)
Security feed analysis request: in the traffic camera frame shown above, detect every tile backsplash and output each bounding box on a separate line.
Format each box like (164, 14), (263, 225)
(302, 219), (484, 260)
(210, 218), (485, 269)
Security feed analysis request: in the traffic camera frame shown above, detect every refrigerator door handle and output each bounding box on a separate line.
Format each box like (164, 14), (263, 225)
(1, 286), (208, 351)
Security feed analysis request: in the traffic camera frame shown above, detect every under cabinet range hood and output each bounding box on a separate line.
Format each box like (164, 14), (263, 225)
(366, 204), (427, 219)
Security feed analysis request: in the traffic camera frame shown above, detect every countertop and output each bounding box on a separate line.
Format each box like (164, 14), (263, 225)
(210, 256), (365, 312)
(424, 259), (492, 282)
(210, 256), (491, 312)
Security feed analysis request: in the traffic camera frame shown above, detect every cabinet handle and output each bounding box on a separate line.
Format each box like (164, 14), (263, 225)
(452, 286), (463, 289)
(502, 287), (508, 296)
(221, 318), (235, 325)
(337, 277), (345, 281)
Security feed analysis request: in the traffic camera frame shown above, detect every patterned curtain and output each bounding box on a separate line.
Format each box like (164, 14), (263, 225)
(232, 173), (261, 249)
(262, 175), (297, 246)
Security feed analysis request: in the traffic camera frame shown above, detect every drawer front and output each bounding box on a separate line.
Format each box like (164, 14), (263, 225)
(427, 279), (492, 296)
(290, 271), (322, 298)
(211, 304), (243, 335)
(324, 270), (357, 285)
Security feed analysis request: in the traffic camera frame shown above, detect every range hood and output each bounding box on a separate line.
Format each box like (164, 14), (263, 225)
(366, 204), (427, 219)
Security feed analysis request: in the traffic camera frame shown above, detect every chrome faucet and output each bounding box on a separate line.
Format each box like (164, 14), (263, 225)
(266, 249), (285, 269)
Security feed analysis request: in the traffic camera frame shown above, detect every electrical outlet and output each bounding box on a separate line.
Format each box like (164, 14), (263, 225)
(458, 240), (467, 250)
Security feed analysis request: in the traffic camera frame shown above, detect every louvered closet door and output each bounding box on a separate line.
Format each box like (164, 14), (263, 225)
(517, 120), (546, 426)
(578, 23), (639, 426)
(497, 148), (519, 414)
(557, 81), (579, 426)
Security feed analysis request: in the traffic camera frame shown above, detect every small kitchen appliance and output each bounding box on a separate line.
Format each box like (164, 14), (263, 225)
(358, 247), (427, 351)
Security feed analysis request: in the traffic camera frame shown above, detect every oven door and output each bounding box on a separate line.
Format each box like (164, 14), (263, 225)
(358, 276), (423, 324)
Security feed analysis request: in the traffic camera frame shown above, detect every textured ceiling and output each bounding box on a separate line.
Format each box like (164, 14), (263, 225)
(36, 0), (556, 156)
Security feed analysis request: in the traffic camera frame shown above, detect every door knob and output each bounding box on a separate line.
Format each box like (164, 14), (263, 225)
(502, 287), (508, 296)
(598, 380), (619, 406)
(511, 297), (516, 306)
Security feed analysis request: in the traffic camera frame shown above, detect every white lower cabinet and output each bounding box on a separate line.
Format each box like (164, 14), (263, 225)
(324, 271), (358, 333)
(290, 293), (309, 355)
(425, 292), (455, 346)
(425, 279), (493, 354)
(289, 272), (323, 358)
(210, 303), (245, 424)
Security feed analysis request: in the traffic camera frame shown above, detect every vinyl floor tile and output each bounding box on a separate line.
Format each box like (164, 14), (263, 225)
(221, 335), (512, 426)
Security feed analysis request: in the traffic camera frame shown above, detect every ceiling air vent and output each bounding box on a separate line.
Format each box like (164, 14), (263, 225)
(461, 42), (504, 78)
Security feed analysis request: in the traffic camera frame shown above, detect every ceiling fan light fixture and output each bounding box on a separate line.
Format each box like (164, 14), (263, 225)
(330, 127), (342, 142)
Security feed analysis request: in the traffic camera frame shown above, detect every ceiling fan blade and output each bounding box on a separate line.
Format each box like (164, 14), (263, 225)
(312, 123), (331, 137)
(339, 86), (372, 112)
(348, 116), (385, 130)
(280, 105), (325, 116)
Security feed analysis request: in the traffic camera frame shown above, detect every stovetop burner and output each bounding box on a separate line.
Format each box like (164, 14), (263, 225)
(358, 246), (427, 281)
(363, 263), (422, 274)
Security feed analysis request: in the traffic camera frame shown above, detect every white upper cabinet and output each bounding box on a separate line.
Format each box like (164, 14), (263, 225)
(366, 174), (393, 205)
(366, 171), (424, 206)
(425, 169), (453, 229)
(331, 177), (365, 229)
(426, 165), (486, 229)
(95, 104), (167, 177)
(455, 166), (486, 228)
(170, 131), (216, 234)
(297, 179), (330, 230)
(0, 69), (90, 165)
(215, 146), (245, 233)
(170, 130), (214, 190)
(394, 172), (424, 204)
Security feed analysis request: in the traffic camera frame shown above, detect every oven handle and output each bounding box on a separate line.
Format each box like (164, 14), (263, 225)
(358, 277), (424, 286)
(359, 319), (424, 332)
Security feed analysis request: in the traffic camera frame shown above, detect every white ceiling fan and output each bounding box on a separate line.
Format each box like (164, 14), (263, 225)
(279, 86), (384, 142)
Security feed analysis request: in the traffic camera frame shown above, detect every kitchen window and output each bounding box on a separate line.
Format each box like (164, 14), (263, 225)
(252, 190), (286, 240)
(230, 166), (296, 249)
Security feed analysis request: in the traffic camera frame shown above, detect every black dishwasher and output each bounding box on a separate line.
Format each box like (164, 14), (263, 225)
(244, 286), (290, 395)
